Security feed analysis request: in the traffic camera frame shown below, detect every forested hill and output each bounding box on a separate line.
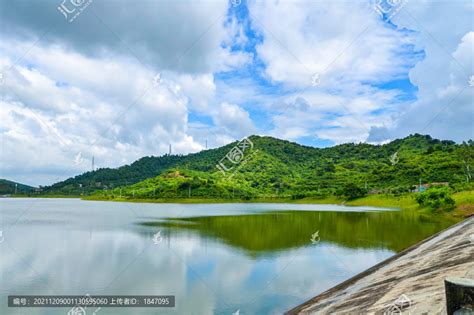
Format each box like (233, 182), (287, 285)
(0, 179), (36, 195)
(44, 134), (473, 196)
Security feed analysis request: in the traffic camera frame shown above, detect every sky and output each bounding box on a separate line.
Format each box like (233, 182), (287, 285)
(0, 0), (473, 186)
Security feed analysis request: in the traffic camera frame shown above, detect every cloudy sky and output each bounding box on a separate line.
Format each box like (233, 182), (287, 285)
(0, 0), (473, 186)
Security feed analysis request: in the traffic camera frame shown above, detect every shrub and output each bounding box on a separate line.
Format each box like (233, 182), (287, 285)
(390, 186), (410, 196)
(415, 186), (455, 210)
(291, 193), (306, 200)
(337, 183), (367, 200)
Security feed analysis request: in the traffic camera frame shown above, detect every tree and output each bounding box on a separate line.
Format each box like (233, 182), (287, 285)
(415, 186), (455, 210)
(337, 183), (367, 200)
(459, 142), (473, 182)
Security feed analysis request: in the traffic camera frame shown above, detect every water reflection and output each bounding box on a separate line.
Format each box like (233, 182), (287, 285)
(0, 199), (458, 314)
(145, 210), (455, 255)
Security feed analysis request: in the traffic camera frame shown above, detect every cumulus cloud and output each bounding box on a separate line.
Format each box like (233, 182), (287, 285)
(246, 0), (473, 144)
(389, 1), (474, 141)
(0, 1), (253, 185)
(247, 0), (421, 143)
(0, 0), (248, 74)
(0, 41), (203, 185)
(170, 73), (216, 111)
(249, 0), (417, 87)
(0, 0), (472, 186)
(211, 102), (256, 140)
(366, 126), (392, 143)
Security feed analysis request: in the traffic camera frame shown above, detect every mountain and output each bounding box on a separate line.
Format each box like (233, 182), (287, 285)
(44, 134), (473, 198)
(0, 179), (36, 195)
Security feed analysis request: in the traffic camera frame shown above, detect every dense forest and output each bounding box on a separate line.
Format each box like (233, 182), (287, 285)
(0, 179), (36, 195)
(41, 134), (473, 199)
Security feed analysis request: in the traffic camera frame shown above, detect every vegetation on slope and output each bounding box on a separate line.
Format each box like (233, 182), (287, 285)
(0, 179), (36, 195)
(41, 134), (472, 208)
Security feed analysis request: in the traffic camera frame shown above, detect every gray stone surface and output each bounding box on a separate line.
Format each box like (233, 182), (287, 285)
(288, 217), (474, 314)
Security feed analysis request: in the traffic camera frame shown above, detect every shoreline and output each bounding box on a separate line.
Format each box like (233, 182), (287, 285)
(83, 196), (343, 205)
(4, 191), (473, 218)
(66, 190), (474, 218)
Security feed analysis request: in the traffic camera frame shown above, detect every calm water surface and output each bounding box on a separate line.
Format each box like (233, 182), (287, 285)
(0, 198), (456, 314)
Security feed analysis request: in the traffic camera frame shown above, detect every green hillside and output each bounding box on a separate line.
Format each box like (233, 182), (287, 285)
(44, 134), (473, 199)
(0, 179), (36, 195)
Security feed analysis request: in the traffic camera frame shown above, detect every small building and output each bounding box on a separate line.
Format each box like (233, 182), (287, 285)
(413, 182), (449, 192)
(414, 184), (428, 192)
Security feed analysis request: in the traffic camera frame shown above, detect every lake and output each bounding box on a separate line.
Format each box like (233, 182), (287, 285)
(0, 198), (456, 314)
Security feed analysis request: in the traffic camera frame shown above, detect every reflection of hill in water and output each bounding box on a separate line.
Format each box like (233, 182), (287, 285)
(143, 211), (458, 256)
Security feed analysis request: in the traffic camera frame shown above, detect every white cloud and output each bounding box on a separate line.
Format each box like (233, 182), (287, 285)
(211, 102), (256, 140)
(0, 0), (247, 74)
(249, 0), (416, 87)
(0, 0), (259, 185)
(264, 84), (402, 143)
(247, 0), (420, 143)
(387, 1), (474, 141)
(249, 0), (473, 144)
(0, 42), (204, 185)
(1, 0), (472, 187)
(171, 73), (216, 111)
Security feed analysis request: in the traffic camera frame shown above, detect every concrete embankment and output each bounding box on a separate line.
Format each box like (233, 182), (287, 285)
(287, 217), (474, 314)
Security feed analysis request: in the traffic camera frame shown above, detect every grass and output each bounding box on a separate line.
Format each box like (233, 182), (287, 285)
(450, 190), (474, 216)
(346, 191), (474, 219)
(346, 194), (418, 209)
(82, 196), (337, 204)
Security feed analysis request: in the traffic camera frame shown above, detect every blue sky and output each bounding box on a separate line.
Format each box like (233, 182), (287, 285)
(204, 1), (425, 147)
(0, 0), (472, 185)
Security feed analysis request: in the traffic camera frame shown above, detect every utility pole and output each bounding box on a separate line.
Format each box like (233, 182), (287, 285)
(188, 186), (191, 198)
(92, 156), (95, 171)
(14, 183), (17, 194)
(153, 188), (156, 198)
(169, 144), (172, 155)
(205, 139), (208, 149)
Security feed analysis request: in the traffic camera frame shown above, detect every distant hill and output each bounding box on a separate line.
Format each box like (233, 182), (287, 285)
(44, 134), (473, 198)
(0, 179), (36, 195)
